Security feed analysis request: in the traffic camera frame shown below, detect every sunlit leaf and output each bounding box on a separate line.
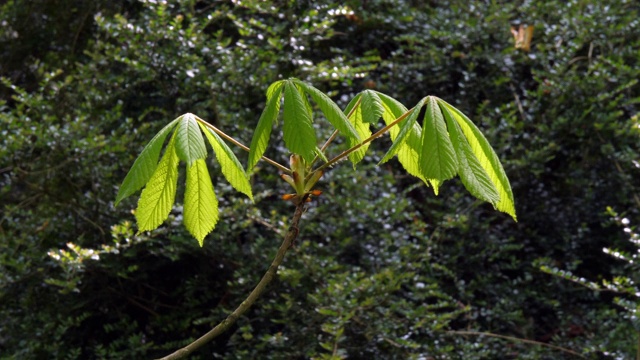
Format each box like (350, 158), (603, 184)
(379, 97), (426, 164)
(360, 90), (384, 124)
(420, 96), (457, 181)
(136, 134), (180, 233)
(199, 122), (253, 201)
(267, 80), (285, 100)
(175, 113), (207, 166)
(184, 158), (218, 246)
(292, 79), (361, 145)
(343, 94), (372, 166)
(377, 92), (440, 193)
(115, 117), (180, 206)
(248, 82), (283, 170)
(441, 103), (500, 204)
(283, 81), (316, 163)
(437, 99), (517, 220)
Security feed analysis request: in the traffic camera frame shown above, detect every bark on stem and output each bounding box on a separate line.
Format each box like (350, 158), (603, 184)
(157, 201), (306, 360)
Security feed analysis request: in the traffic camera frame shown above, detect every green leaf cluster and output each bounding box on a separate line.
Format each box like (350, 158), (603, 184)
(248, 78), (361, 168)
(343, 91), (516, 220)
(118, 81), (516, 247)
(116, 113), (253, 246)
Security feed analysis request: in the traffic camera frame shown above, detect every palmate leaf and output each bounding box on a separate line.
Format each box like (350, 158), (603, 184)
(292, 79), (361, 145)
(267, 80), (285, 101)
(184, 158), (218, 246)
(175, 113), (207, 166)
(198, 122), (253, 200)
(136, 133), (180, 232)
(376, 93), (437, 193)
(437, 99), (517, 220)
(282, 81), (317, 163)
(441, 103), (500, 205)
(379, 97), (426, 165)
(377, 93), (440, 192)
(420, 96), (458, 181)
(343, 94), (373, 166)
(248, 82), (283, 170)
(360, 90), (384, 124)
(115, 117), (180, 206)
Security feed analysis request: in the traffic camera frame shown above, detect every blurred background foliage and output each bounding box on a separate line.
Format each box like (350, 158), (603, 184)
(1, 0), (639, 358)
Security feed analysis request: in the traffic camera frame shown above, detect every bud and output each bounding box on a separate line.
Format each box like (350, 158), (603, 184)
(289, 154), (306, 195)
(304, 170), (324, 193)
(280, 174), (296, 188)
(289, 154), (305, 179)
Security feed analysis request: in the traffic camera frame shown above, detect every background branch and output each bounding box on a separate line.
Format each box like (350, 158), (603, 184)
(157, 201), (307, 360)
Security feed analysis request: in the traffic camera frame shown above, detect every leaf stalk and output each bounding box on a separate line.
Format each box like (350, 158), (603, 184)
(196, 116), (290, 173)
(315, 106), (414, 173)
(310, 97), (362, 167)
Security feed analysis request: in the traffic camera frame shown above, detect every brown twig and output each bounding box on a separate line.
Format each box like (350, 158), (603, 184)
(157, 201), (307, 360)
(314, 106), (414, 174)
(195, 116), (290, 173)
(446, 330), (586, 358)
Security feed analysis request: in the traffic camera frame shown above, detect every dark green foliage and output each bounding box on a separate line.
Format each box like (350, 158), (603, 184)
(1, 0), (639, 359)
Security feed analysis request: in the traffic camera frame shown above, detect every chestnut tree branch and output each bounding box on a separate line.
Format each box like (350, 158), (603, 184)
(157, 200), (307, 360)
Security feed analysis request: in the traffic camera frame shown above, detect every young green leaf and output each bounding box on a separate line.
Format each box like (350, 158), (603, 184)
(248, 82), (283, 170)
(314, 147), (329, 163)
(283, 81), (317, 163)
(267, 80), (285, 100)
(344, 94), (372, 166)
(292, 79), (361, 145)
(175, 113), (208, 166)
(437, 99), (517, 220)
(377, 92), (440, 193)
(379, 97), (426, 164)
(184, 159), (219, 246)
(136, 134), (180, 233)
(420, 96), (458, 181)
(115, 117), (180, 206)
(198, 122), (253, 201)
(441, 103), (500, 205)
(360, 90), (384, 124)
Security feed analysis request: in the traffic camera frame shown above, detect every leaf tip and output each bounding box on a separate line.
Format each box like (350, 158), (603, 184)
(429, 179), (440, 195)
